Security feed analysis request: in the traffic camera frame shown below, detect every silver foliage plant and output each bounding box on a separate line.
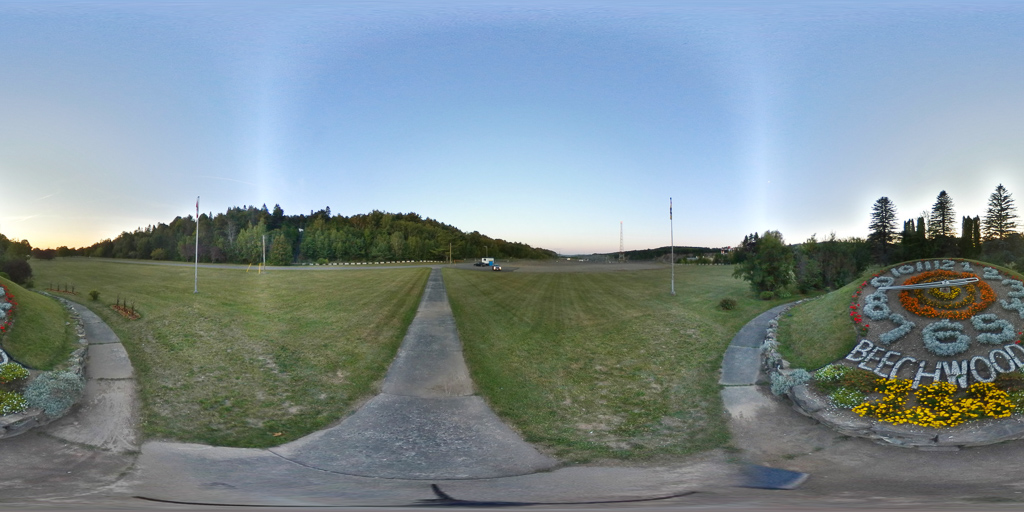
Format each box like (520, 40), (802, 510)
(770, 369), (811, 397)
(23, 371), (84, 417)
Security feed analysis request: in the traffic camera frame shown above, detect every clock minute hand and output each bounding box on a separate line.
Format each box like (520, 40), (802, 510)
(877, 277), (980, 292)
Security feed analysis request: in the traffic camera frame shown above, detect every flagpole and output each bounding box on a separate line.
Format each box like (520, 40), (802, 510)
(194, 196), (199, 294)
(670, 197), (675, 296)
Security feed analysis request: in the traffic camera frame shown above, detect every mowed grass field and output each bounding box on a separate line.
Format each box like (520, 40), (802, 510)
(32, 259), (429, 447)
(443, 265), (796, 462)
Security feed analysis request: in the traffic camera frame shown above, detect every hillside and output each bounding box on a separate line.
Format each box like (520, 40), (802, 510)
(55, 207), (556, 265)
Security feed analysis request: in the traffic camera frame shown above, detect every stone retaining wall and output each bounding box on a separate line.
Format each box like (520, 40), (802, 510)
(0, 295), (88, 440)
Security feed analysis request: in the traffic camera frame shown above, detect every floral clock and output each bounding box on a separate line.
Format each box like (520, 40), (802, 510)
(847, 260), (1024, 388)
(832, 259), (1024, 429)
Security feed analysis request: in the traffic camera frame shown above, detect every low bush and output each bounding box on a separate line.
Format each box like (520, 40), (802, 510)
(0, 259), (33, 286)
(0, 390), (27, 415)
(829, 387), (866, 409)
(813, 365), (876, 395)
(994, 371), (1024, 392)
(770, 369), (811, 396)
(759, 291), (775, 300)
(23, 371), (84, 417)
(718, 298), (737, 310)
(813, 363), (850, 383)
(0, 363), (29, 385)
(89, 290), (100, 301)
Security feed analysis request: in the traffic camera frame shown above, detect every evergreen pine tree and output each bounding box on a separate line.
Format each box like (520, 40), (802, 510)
(972, 215), (981, 257)
(983, 184), (1019, 241)
(928, 191), (956, 238)
(868, 197), (899, 264)
(929, 191), (958, 256)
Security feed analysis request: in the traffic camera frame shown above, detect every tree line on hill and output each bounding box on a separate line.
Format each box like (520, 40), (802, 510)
(599, 246), (727, 263)
(733, 184), (1023, 297)
(7, 206), (556, 269)
(867, 184), (1022, 267)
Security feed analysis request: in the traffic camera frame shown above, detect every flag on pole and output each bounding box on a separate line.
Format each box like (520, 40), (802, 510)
(670, 197), (673, 220)
(194, 196), (200, 294)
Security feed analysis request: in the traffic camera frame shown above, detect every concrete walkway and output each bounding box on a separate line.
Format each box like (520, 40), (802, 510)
(0, 299), (139, 502)
(267, 268), (557, 479)
(719, 303), (795, 425)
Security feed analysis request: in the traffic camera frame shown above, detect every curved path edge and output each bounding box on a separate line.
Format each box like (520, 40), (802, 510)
(0, 296), (140, 502)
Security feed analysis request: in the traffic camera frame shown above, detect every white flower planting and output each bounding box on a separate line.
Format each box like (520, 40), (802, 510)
(922, 319), (971, 357)
(971, 314), (1018, 345)
(863, 291), (891, 320)
(879, 313), (915, 345)
(871, 276), (895, 288)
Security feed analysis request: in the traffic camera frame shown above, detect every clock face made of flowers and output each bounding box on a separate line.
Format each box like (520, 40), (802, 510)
(846, 259), (1024, 389)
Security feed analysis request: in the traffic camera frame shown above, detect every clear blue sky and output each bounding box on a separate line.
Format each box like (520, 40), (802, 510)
(3, 1), (1023, 255)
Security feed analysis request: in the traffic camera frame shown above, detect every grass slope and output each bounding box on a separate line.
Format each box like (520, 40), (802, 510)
(444, 265), (796, 462)
(32, 259), (429, 447)
(0, 276), (77, 370)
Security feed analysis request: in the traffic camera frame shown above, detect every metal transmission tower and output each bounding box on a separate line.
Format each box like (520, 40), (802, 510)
(618, 221), (625, 263)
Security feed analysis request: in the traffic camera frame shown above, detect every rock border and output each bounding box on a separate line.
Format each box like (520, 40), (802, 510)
(0, 294), (88, 439)
(762, 306), (1024, 450)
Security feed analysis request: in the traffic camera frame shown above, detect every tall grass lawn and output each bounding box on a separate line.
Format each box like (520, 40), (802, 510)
(33, 259), (428, 447)
(444, 265), (794, 462)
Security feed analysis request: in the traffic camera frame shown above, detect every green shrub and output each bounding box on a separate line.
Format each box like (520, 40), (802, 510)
(828, 387), (866, 409)
(994, 371), (1024, 392)
(0, 272), (8, 280)
(89, 290), (100, 301)
(814, 366), (877, 395)
(759, 291), (775, 300)
(1, 259), (33, 285)
(0, 363), (30, 385)
(1008, 390), (1024, 412)
(837, 368), (881, 394)
(23, 371), (84, 417)
(0, 390), (28, 415)
(770, 369), (811, 396)
(718, 298), (737, 310)
(814, 364), (851, 383)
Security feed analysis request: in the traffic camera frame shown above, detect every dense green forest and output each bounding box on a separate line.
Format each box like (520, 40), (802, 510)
(31, 206), (556, 265)
(594, 246), (727, 263)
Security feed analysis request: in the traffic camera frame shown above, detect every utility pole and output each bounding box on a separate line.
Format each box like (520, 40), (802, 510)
(670, 197), (675, 296)
(618, 221), (625, 263)
(194, 196), (200, 294)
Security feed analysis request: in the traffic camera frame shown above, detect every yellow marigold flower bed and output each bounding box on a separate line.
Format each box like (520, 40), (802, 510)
(852, 379), (1015, 428)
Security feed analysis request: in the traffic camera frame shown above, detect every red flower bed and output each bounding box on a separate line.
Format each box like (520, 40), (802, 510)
(111, 304), (140, 320)
(0, 283), (16, 334)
